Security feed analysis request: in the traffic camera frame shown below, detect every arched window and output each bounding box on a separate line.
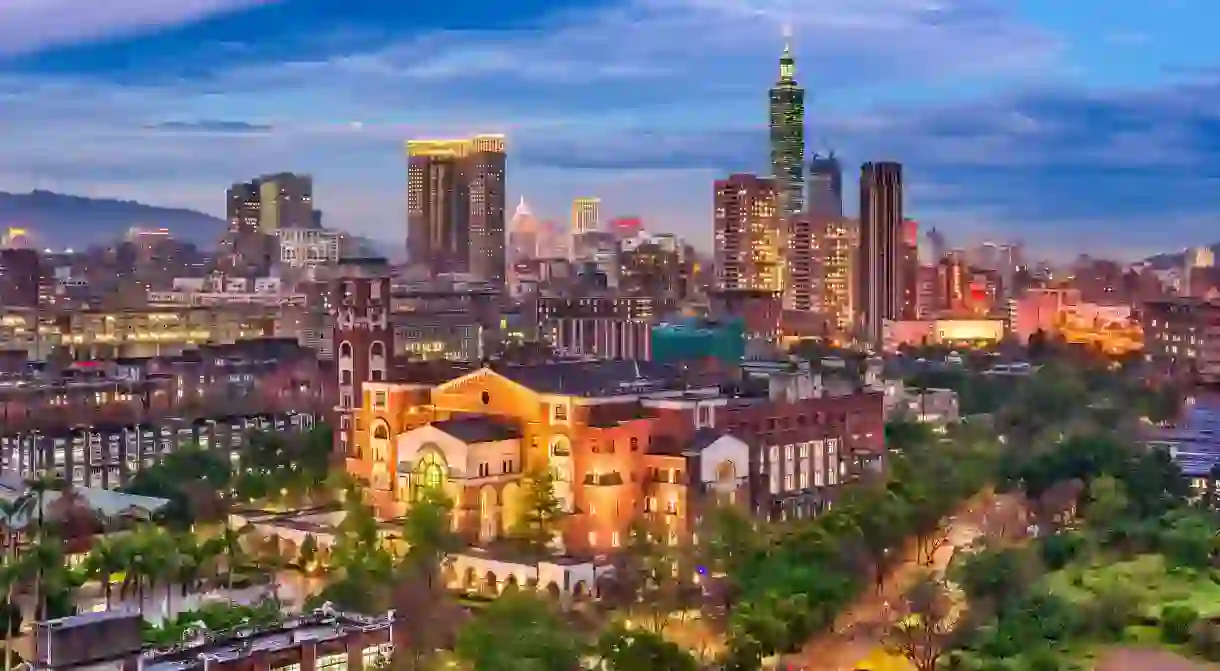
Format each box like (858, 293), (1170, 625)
(373, 423), (389, 440)
(413, 450), (446, 500)
(339, 341), (354, 358)
(370, 341), (386, 358)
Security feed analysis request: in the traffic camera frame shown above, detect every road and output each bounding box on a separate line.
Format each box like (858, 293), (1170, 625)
(781, 490), (1028, 670)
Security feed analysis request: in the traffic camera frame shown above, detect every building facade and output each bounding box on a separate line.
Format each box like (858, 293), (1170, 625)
(344, 361), (885, 556)
(856, 162), (904, 345)
(406, 135), (507, 284)
(571, 198), (601, 236)
(714, 174), (783, 293)
(769, 41), (805, 218)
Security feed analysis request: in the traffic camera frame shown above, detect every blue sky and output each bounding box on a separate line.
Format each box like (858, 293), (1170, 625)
(0, 0), (1217, 259)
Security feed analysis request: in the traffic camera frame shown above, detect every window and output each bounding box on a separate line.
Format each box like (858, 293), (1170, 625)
(478, 462), (490, 477)
(630, 437), (639, 451)
(611, 531), (621, 547)
(588, 531), (598, 546)
(317, 653), (347, 671)
(274, 665), (301, 671)
(413, 451), (446, 499)
(362, 646), (384, 669)
(553, 404), (567, 421)
(372, 424), (389, 440)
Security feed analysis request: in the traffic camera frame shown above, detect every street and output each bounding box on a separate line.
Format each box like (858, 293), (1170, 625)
(782, 490), (1028, 670)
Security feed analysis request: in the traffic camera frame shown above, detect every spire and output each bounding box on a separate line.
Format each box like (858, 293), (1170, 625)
(778, 23), (795, 81)
(514, 195), (532, 219)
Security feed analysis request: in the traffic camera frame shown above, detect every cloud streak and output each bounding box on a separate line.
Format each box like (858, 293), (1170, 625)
(0, 0), (273, 57)
(0, 0), (1214, 260)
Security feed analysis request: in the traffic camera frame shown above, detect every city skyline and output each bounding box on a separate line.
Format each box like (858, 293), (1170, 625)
(0, 1), (1217, 258)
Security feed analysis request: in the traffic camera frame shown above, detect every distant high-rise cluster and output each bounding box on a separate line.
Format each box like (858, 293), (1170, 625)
(406, 134), (507, 285)
(571, 197), (601, 235)
(227, 173), (315, 235)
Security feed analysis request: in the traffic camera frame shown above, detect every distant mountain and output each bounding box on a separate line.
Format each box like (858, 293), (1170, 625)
(0, 190), (225, 248)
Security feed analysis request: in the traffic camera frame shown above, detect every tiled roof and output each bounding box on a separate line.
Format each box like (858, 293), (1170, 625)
(432, 417), (522, 444)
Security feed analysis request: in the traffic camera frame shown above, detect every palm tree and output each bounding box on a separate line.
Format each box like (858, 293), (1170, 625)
(0, 556), (29, 671)
(83, 536), (130, 611)
(218, 524), (252, 596)
(15, 475), (64, 621)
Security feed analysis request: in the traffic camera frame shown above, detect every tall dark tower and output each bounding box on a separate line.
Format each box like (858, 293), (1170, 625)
(856, 161), (904, 345)
(769, 33), (805, 218)
(807, 151), (843, 218)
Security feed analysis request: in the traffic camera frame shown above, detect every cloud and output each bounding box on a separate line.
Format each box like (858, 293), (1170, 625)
(0, 0), (272, 57)
(0, 0), (1211, 260)
(146, 120), (273, 133)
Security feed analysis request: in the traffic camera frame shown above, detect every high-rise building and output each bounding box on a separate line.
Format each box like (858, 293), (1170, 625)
(807, 152), (842, 218)
(226, 181), (261, 234)
(785, 213), (822, 313)
(257, 173), (314, 233)
(769, 37), (805, 218)
(714, 174), (783, 293)
(406, 134), (507, 284)
(226, 174), (314, 235)
(902, 219), (920, 320)
(0, 248), (40, 308)
(856, 162), (904, 344)
(571, 197), (601, 235)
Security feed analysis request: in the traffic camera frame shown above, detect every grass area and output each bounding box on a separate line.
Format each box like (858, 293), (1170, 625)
(1045, 554), (1220, 619)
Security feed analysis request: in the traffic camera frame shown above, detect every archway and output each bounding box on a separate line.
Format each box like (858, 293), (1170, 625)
(412, 447), (448, 501)
(503, 575), (519, 593)
(572, 581), (588, 601)
(478, 485), (497, 543)
(544, 582), (561, 600)
(483, 571), (499, 597)
(442, 563), (458, 589)
(501, 481), (524, 531)
(463, 566), (477, 590)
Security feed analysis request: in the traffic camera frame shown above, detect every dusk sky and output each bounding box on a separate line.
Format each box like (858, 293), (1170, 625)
(0, 0), (1217, 259)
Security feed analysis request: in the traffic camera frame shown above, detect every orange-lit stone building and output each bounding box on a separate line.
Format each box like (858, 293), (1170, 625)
(342, 360), (884, 559)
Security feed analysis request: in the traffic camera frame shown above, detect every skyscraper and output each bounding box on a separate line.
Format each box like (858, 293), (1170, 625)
(807, 152), (842, 218)
(227, 173), (315, 234)
(856, 161), (904, 344)
(257, 173), (315, 233)
(769, 36), (805, 218)
(407, 134), (507, 284)
(571, 197), (601, 235)
(714, 174), (783, 292)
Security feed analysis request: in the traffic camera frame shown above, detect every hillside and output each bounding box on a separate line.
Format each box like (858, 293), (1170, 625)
(0, 190), (225, 248)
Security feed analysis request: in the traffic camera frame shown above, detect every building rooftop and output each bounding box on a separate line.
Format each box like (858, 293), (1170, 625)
(490, 360), (683, 397)
(432, 417), (522, 444)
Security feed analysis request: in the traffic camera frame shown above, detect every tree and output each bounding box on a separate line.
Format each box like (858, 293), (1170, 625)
(1158, 511), (1217, 569)
(1085, 474), (1129, 529)
(454, 592), (582, 671)
(509, 466), (565, 554)
(394, 486), (464, 670)
(84, 536), (130, 610)
(614, 521), (685, 633)
(594, 625), (697, 671)
(884, 575), (957, 671)
(948, 546), (1038, 615)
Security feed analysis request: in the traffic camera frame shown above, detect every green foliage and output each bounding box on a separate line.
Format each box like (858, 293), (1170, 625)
(1085, 475), (1130, 528)
(1158, 511), (1217, 569)
(1038, 532), (1086, 571)
(1160, 604), (1197, 644)
(594, 625), (698, 671)
(122, 445), (233, 528)
(142, 599), (283, 645)
(508, 466), (565, 554)
(454, 592), (582, 671)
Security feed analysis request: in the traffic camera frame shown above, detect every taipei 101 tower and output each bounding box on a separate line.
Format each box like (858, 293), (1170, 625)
(769, 25), (806, 218)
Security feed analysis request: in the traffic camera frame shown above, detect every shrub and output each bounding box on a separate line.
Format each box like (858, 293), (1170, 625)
(1160, 604), (1198, 644)
(1040, 531), (1085, 571)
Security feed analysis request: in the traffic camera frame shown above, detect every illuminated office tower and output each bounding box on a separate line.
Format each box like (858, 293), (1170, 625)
(807, 152), (842, 218)
(571, 197), (601, 235)
(714, 174), (783, 292)
(407, 134), (507, 284)
(856, 161), (904, 344)
(769, 33), (805, 218)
